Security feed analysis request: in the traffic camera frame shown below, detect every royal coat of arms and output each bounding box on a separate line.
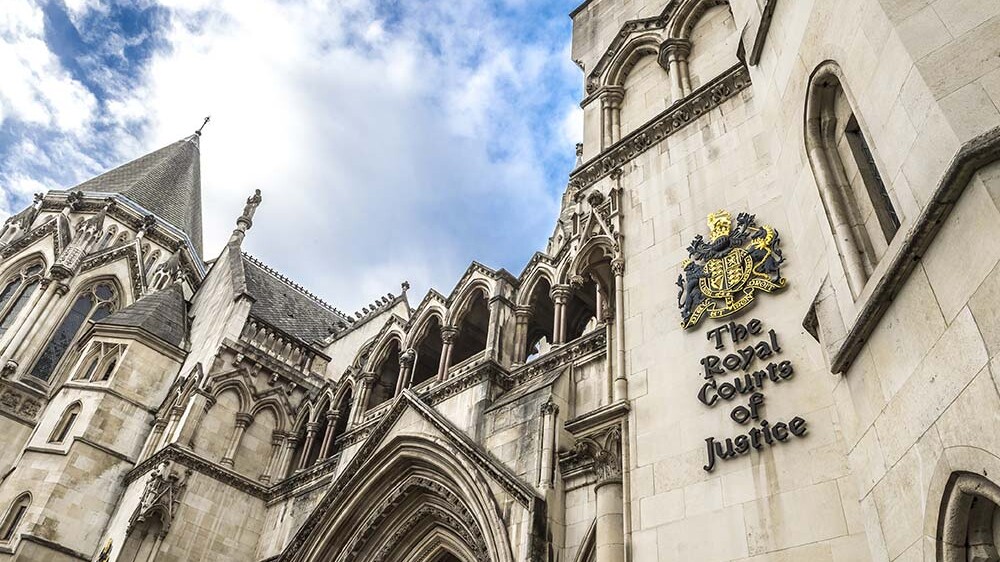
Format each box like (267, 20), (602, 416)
(677, 210), (786, 329)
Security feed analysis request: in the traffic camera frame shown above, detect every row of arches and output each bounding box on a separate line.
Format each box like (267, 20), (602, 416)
(588, 0), (741, 149)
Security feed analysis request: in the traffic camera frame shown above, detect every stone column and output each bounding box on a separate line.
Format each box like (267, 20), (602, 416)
(277, 435), (300, 479)
(611, 259), (628, 402)
(551, 285), (571, 345)
(260, 432), (284, 483)
(658, 39), (692, 101)
(221, 413), (253, 468)
(593, 431), (625, 562)
(351, 374), (376, 425)
(173, 391), (212, 448)
(395, 349), (415, 395)
(437, 327), (459, 381)
(513, 306), (532, 364)
(296, 422), (320, 471)
(317, 411), (340, 460)
(538, 401), (559, 489)
(139, 417), (168, 461)
(485, 296), (503, 360)
(600, 87), (624, 149)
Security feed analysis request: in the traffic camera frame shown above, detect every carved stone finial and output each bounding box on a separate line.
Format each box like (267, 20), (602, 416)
(401, 281), (410, 293)
(235, 189), (262, 235)
(575, 143), (584, 167)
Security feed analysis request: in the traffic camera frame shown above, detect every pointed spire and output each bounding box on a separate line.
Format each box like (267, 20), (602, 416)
(230, 189), (262, 245)
(67, 135), (203, 255)
(195, 116), (210, 136)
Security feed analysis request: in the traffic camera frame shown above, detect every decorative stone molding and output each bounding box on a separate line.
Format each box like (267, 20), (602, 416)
(127, 461), (191, 536)
(509, 329), (607, 389)
(0, 379), (45, 425)
(570, 63), (751, 191)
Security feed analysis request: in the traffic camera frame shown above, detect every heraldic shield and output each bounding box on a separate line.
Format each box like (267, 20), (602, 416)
(676, 210), (787, 329)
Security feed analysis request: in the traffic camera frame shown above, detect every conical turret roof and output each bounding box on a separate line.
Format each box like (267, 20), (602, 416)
(95, 283), (188, 349)
(69, 135), (203, 254)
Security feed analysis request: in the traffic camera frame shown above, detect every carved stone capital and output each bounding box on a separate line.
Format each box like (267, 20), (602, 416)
(540, 400), (559, 416)
(514, 306), (533, 320)
(658, 38), (692, 69)
(360, 372), (378, 387)
(234, 412), (254, 428)
(600, 86), (625, 109)
(611, 258), (626, 276)
(399, 348), (416, 368)
(441, 327), (460, 344)
(550, 285), (572, 303)
(568, 274), (586, 289)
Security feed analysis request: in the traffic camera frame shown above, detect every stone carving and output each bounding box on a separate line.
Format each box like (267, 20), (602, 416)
(127, 461), (191, 536)
(564, 426), (623, 485)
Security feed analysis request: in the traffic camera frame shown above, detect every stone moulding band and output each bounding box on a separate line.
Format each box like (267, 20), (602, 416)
(831, 125), (1000, 373)
(569, 62), (751, 192)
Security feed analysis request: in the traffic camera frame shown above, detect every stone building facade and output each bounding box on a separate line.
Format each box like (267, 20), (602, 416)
(0, 0), (998, 560)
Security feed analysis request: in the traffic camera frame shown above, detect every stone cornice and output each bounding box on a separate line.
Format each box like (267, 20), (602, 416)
(125, 444), (269, 499)
(570, 63), (751, 192)
(831, 125), (1000, 373)
(60, 381), (159, 415)
(508, 328), (607, 389)
(564, 400), (630, 435)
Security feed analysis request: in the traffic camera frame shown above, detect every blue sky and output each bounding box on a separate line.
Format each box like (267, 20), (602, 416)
(0, 0), (583, 311)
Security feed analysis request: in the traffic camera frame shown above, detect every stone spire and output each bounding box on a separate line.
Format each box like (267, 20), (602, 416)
(65, 134), (204, 255)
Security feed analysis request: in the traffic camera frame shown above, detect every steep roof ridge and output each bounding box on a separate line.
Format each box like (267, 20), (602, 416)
(241, 252), (348, 320)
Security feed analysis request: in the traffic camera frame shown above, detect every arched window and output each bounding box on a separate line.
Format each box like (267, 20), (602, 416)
(74, 342), (125, 382)
(115, 231), (130, 246)
(29, 282), (119, 383)
(805, 61), (902, 296)
(0, 262), (44, 338)
(451, 290), (489, 367)
(367, 338), (401, 409)
(97, 225), (118, 250)
(410, 315), (443, 387)
(0, 493), (30, 542)
(49, 403), (81, 443)
(144, 249), (161, 276)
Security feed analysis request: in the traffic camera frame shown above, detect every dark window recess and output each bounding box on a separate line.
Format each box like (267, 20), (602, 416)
(845, 114), (900, 241)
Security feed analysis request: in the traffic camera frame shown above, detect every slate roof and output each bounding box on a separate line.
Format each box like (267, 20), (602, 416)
(95, 283), (188, 348)
(241, 254), (349, 345)
(67, 135), (204, 254)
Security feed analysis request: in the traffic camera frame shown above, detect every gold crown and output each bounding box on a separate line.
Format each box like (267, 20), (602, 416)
(707, 209), (732, 241)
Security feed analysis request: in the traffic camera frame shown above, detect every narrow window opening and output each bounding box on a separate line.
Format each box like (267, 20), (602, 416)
(49, 404), (80, 444)
(0, 496), (28, 542)
(845, 114), (900, 241)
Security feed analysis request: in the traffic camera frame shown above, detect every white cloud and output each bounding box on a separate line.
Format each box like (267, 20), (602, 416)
(1, 0), (582, 312)
(0, 1), (97, 134)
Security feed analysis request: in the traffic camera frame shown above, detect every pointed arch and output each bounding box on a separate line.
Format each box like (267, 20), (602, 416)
(250, 398), (290, 433)
(516, 265), (557, 307)
(408, 310), (445, 388)
(667, 0), (730, 40)
(211, 379), (253, 413)
(48, 401), (82, 444)
(606, 33), (663, 87)
(284, 435), (515, 562)
(0, 492), (31, 543)
(446, 281), (492, 327)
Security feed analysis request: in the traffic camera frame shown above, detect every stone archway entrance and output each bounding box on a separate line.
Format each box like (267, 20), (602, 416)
(939, 471), (1000, 562)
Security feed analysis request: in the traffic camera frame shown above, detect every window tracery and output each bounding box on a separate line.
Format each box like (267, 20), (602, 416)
(29, 282), (119, 383)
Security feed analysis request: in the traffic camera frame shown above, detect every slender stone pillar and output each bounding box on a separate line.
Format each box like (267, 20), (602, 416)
(221, 413), (253, 468)
(551, 285), (571, 345)
(395, 349), (415, 395)
(658, 39), (692, 101)
(485, 296), (503, 360)
(599, 88), (624, 148)
(277, 435), (300, 479)
(593, 429), (625, 562)
(513, 306), (532, 364)
(173, 391), (212, 448)
(538, 401), (559, 489)
(260, 432), (283, 483)
(139, 417), (168, 461)
(611, 259), (627, 402)
(437, 327), (459, 381)
(317, 411), (339, 460)
(351, 374), (376, 425)
(296, 422), (320, 470)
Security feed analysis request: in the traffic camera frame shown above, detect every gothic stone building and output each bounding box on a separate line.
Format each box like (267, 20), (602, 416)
(0, 0), (998, 561)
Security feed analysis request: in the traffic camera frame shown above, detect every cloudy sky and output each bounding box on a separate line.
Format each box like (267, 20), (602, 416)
(0, 0), (583, 312)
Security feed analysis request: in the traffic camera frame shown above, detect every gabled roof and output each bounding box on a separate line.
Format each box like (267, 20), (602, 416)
(95, 283), (187, 349)
(67, 135), (204, 254)
(241, 254), (349, 345)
